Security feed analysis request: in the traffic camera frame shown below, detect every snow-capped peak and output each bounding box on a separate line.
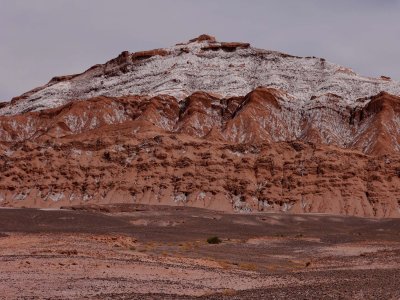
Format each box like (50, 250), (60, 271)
(1, 34), (399, 116)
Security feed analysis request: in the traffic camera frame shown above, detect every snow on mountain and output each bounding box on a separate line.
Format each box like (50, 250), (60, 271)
(1, 34), (399, 116)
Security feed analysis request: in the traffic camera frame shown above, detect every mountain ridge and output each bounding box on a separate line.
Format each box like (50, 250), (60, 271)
(1, 34), (399, 115)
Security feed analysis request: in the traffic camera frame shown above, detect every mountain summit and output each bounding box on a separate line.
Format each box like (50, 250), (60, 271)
(2, 34), (399, 115)
(0, 35), (400, 217)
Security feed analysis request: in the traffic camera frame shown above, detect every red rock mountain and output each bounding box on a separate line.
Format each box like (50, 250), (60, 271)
(1, 35), (400, 217)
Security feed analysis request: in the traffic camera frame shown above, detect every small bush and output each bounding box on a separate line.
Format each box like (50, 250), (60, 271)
(102, 151), (111, 161)
(207, 236), (222, 244)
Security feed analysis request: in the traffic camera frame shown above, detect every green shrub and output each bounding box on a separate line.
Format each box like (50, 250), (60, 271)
(207, 236), (222, 244)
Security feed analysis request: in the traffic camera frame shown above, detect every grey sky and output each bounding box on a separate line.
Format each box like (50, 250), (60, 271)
(1, 0), (399, 101)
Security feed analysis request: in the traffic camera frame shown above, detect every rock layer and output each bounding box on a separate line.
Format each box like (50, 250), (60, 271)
(1, 91), (400, 217)
(1, 89), (400, 155)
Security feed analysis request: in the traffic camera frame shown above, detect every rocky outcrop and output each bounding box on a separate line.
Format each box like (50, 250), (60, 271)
(201, 42), (250, 52)
(131, 49), (170, 60)
(189, 34), (217, 43)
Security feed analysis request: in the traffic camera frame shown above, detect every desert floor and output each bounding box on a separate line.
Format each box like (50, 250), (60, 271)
(1, 204), (400, 299)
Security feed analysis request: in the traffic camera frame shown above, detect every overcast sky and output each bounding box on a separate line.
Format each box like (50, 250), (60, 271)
(1, 0), (399, 101)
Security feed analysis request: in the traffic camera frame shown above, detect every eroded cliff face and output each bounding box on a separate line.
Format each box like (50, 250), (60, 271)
(1, 89), (400, 154)
(1, 35), (400, 216)
(1, 90), (400, 217)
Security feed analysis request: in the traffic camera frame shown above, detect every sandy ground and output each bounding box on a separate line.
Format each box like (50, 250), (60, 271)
(1, 204), (400, 299)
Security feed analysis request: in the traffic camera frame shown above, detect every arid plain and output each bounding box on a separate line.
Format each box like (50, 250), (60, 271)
(1, 204), (400, 299)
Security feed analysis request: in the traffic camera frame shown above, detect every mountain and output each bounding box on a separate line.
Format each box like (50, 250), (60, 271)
(1, 34), (400, 217)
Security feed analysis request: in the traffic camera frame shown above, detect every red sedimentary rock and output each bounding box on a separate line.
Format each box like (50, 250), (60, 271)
(1, 36), (400, 217)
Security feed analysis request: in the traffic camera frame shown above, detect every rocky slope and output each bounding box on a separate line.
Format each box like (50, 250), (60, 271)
(1, 35), (400, 217)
